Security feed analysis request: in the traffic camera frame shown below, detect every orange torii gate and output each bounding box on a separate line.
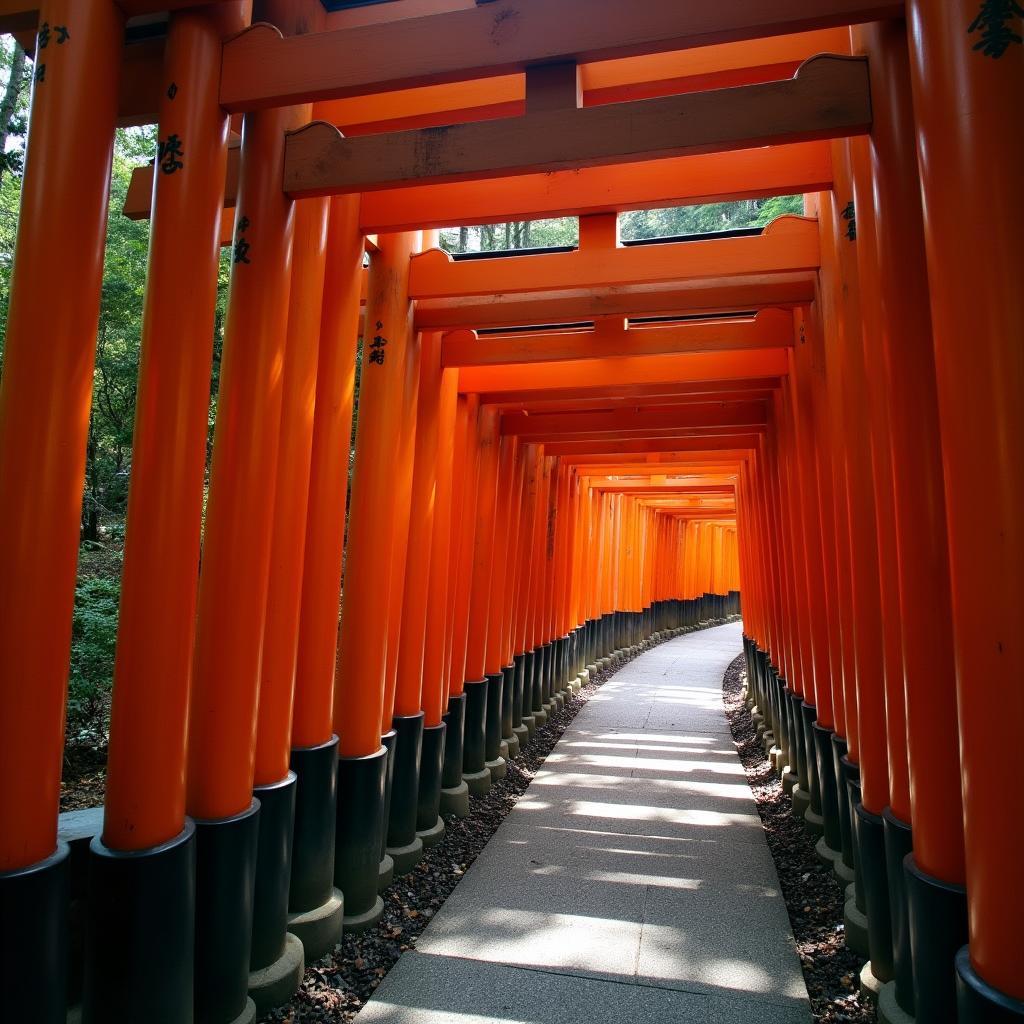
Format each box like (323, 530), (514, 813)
(0, 3), (1020, 1024)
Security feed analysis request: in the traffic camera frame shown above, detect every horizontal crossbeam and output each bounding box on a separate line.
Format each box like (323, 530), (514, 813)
(123, 142), (831, 232)
(479, 378), (781, 410)
(220, 0), (898, 111)
(501, 402), (768, 438)
(283, 56), (869, 195)
(543, 437), (761, 456)
(416, 276), (813, 330)
(441, 309), (792, 367)
(413, 216), (818, 300)
(459, 348), (789, 394)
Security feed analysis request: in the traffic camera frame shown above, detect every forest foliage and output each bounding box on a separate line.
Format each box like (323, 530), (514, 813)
(0, 33), (801, 744)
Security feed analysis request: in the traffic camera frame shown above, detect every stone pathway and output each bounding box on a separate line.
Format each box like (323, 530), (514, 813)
(358, 622), (811, 1023)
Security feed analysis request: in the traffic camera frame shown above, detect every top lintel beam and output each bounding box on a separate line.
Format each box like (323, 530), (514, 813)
(219, 0), (901, 112)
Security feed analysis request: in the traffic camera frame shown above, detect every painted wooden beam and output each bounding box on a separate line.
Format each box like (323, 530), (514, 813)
(501, 402), (768, 437)
(412, 216), (818, 300)
(589, 483), (737, 495)
(458, 348), (790, 393)
(441, 308), (792, 367)
(479, 378), (781, 409)
(284, 55), (870, 195)
(543, 437), (761, 456)
(482, 389), (776, 414)
(124, 141), (831, 232)
(360, 141), (831, 232)
(416, 274), (814, 330)
(0, 0), (241, 33)
(220, 0), (898, 111)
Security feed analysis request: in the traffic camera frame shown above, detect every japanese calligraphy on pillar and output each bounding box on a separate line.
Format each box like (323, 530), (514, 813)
(34, 20), (71, 84)
(234, 216), (252, 265)
(968, 1), (1023, 57)
(369, 321), (388, 365)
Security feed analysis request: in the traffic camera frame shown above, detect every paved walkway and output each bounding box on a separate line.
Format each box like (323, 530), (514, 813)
(359, 622), (811, 1024)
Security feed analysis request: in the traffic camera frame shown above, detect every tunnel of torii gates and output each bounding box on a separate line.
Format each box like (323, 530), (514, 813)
(0, 0), (1020, 1022)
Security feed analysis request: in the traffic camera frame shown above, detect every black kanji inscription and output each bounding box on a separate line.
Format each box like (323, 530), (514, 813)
(158, 133), (184, 175)
(969, 0), (1024, 57)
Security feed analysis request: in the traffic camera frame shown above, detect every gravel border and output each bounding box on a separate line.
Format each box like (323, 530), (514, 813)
(260, 621), (739, 1023)
(721, 654), (875, 1024)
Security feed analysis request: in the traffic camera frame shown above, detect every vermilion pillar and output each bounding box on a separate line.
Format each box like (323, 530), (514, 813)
(255, 197), (330, 790)
(513, 445), (542, 736)
(83, 6), (247, 1021)
(333, 231), (417, 931)
(287, 193), (363, 963)
(186, 85), (305, 1019)
(0, 3), (122, 1020)
(388, 329), (444, 876)
(417, 366), (458, 844)
(905, 2), (1024, 1015)
(831, 136), (893, 980)
(292, 195), (363, 747)
(485, 434), (519, 765)
(381, 321), (423, 732)
(462, 406), (501, 794)
(439, 394), (480, 817)
(247, 193), (330, 1000)
(834, 143), (892, 811)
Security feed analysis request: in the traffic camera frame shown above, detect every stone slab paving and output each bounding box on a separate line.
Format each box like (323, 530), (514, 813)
(358, 622), (811, 1024)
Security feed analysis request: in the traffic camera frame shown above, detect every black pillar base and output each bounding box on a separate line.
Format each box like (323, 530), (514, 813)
(79, 821), (191, 1018)
(500, 664), (516, 750)
(883, 808), (915, 1016)
(832, 735), (856, 880)
(511, 654), (527, 732)
(194, 801), (260, 1024)
(440, 693), (470, 817)
(531, 647), (546, 716)
(251, 775), (297, 971)
(416, 721), (446, 846)
(387, 713), (425, 877)
(800, 702), (821, 815)
(905, 853), (968, 1024)
(484, 672), (505, 778)
(956, 946), (1024, 1023)
(462, 678), (490, 795)
(520, 651), (537, 733)
(288, 737), (344, 963)
(843, 761), (863, 903)
(378, 730), (397, 893)
(250, 774), (303, 1013)
(335, 747), (387, 932)
(289, 737), (339, 914)
(83, 823), (196, 1024)
(855, 802), (894, 982)
(0, 842), (69, 1024)
(813, 722), (840, 848)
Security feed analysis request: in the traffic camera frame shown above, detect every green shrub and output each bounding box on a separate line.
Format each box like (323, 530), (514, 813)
(67, 575), (120, 745)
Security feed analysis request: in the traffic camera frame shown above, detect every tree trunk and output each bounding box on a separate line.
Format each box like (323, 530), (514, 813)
(0, 41), (28, 185)
(82, 413), (100, 543)
(458, 225), (469, 252)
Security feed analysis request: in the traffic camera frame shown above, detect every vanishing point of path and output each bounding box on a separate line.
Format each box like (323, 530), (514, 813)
(359, 622), (811, 1024)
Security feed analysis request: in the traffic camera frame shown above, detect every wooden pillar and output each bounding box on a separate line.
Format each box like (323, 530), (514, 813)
(254, 196), (330, 788)
(291, 194), (363, 751)
(0, 4), (122, 1019)
(332, 230), (417, 930)
(83, 6), (248, 1020)
(287, 193), (363, 962)
(462, 406), (500, 791)
(388, 328), (442, 874)
(333, 231), (417, 757)
(905, 1), (1023, 1012)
